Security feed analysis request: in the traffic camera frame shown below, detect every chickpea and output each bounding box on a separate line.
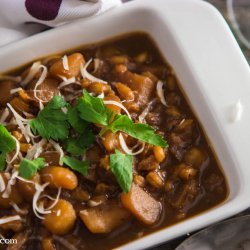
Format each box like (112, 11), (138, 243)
(153, 146), (166, 163)
(133, 175), (145, 188)
(134, 52), (149, 64)
(20, 143), (31, 153)
(42, 199), (76, 235)
(72, 187), (91, 202)
(179, 166), (197, 180)
(41, 166), (78, 190)
(115, 82), (134, 101)
(146, 172), (164, 189)
(102, 131), (118, 152)
(12, 130), (26, 143)
(87, 82), (111, 95)
(95, 183), (109, 194)
(49, 53), (85, 78)
(184, 147), (207, 168)
(110, 55), (129, 64)
(114, 64), (127, 74)
(41, 238), (56, 250)
(0, 174), (23, 208)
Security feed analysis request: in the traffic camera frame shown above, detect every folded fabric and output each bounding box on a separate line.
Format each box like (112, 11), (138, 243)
(0, 0), (121, 47)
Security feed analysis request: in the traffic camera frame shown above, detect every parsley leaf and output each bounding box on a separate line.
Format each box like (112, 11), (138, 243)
(64, 132), (95, 156)
(30, 96), (70, 140)
(19, 158), (45, 179)
(67, 106), (89, 134)
(0, 124), (16, 170)
(63, 156), (89, 176)
(108, 115), (168, 147)
(77, 89), (113, 126)
(77, 90), (167, 147)
(110, 150), (133, 193)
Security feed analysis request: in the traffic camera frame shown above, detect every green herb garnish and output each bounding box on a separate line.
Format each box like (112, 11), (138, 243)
(63, 156), (89, 176)
(110, 150), (133, 193)
(19, 158), (45, 179)
(77, 89), (113, 126)
(0, 124), (16, 170)
(77, 90), (167, 147)
(30, 96), (70, 140)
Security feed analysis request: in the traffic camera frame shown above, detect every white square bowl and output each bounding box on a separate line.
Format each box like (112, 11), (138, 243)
(1, 0), (250, 249)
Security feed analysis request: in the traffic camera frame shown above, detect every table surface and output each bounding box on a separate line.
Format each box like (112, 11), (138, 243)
(152, 0), (250, 249)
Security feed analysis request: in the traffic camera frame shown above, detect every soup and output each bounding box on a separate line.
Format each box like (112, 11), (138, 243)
(0, 33), (228, 250)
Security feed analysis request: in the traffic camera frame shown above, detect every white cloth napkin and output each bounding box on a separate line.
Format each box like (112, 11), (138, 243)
(0, 0), (121, 47)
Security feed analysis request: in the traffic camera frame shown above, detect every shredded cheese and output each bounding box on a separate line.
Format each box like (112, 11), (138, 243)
(49, 140), (64, 165)
(97, 93), (105, 99)
(58, 76), (80, 89)
(45, 187), (61, 210)
(62, 55), (69, 71)
(2, 171), (18, 198)
(11, 203), (28, 215)
(0, 215), (21, 225)
(103, 100), (131, 119)
(80, 59), (107, 84)
(22, 61), (41, 86)
(33, 183), (50, 219)
(7, 103), (30, 143)
(0, 174), (6, 192)
(156, 80), (167, 106)
(118, 133), (145, 155)
(0, 75), (21, 83)
(138, 99), (155, 123)
(0, 108), (9, 123)
(26, 139), (46, 160)
(10, 87), (23, 95)
(6, 136), (20, 164)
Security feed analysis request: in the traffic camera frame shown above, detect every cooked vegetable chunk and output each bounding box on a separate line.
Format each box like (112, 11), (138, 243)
(79, 200), (130, 233)
(121, 184), (161, 225)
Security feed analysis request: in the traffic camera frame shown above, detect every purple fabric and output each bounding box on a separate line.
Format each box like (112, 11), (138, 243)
(25, 0), (62, 21)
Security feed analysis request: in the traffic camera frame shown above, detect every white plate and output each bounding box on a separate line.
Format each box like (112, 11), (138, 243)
(1, 0), (250, 249)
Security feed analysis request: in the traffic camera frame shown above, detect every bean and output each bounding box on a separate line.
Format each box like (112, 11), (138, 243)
(87, 82), (111, 95)
(20, 143), (31, 153)
(133, 175), (145, 188)
(41, 238), (56, 250)
(41, 166), (78, 190)
(146, 172), (164, 189)
(134, 52), (149, 64)
(138, 155), (159, 171)
(110, 55), (129, 64)
(115, 82), (134, 101)
(12, 130), (25, 143)
(42, 199), (76, 235)
(184, 147), (207, 168)
(153, 146), (166, 163)
(102, 131), (118, 152)
(114, 64), (127, 74)
(179, 166), (197, 180)
(49, 53), (85, 78)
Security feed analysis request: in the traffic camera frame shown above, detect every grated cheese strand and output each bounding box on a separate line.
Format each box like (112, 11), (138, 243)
(62, 55), (69, 71)
(0, 108), (10, 124)
(103, 100), (131, 120)
(2, 171), (18, 199)
(156, 80), (167, 106)
(0, 75), (21, 83)
(138, 99), (155, 123)
(10, 87), (23, 95)
(118, 133), (145, 155)
(0, 215), (21, 225)
(6, 136), (20, 164)
(80, 59), (107, 84)
(22, 61), (41, 86)
(49, 140), (64, 165)
(0, 174), (6, 192)
(10, 202), (28, 215)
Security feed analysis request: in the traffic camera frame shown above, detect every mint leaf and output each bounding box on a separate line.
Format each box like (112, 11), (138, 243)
(77, 90), (113, 126)
(0, 124), (16, 170)
(63, 156), (89, 176)
(19, 158), (45, 179)
(109, 115), (168, 147)
(110, 150), (133, 193)
(67, 106), (89, 134)
(30, 96), (70, 140)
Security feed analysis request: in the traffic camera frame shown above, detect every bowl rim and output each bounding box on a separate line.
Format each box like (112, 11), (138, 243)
(1, 0), (250, 249)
